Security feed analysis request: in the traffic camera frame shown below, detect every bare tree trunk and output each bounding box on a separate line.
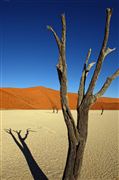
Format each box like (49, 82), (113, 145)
(63, 138), (77, 180)
(74, 108), (89, 179)
(63, 109), (89, 180)
(47, 8), (119, 180)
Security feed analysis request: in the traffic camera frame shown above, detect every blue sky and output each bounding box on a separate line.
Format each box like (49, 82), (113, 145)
(0, 0), (119, 97)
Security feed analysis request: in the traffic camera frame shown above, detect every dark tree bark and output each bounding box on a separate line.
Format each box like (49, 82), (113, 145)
(101, 107), (104, 115)
(48, 8), (119, 180)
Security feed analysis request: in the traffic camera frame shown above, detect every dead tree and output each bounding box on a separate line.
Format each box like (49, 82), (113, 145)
(53, 107), (59, 113)
(101, 106), (104, 115)
(5, 128), (48, 180)
(47, 8), (119, 180)
(53, 107), (55, 113)
(56, 108), (58, 113)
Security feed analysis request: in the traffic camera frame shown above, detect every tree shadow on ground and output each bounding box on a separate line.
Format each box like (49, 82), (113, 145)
(5, 128), (48, 180)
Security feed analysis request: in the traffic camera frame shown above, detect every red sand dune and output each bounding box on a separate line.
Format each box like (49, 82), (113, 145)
(0, 86), (119, 110)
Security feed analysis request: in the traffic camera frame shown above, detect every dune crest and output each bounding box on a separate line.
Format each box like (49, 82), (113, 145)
(0, 86), (119, 110)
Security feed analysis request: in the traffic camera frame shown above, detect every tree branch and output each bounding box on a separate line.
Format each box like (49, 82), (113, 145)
(47, 25), (61, 52)
(102, 8), (113, 50)
(104, 47), (116, 58)
(95, 69), (119, 98)
(61, 14), (66, 45)
(48, 14), (79, 144)
(85, 48), (92, 65)
(86, 62), (95, 76)
(86, 8), (113, 96)
(77, 48), (92, 108)
(57, 14), (67, 70)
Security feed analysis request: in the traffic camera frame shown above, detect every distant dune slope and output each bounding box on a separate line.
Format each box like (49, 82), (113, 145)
(0, 86), (119, 110)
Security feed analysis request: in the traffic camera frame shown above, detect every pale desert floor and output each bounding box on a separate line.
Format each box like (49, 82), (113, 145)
(0, 110), (119, 180)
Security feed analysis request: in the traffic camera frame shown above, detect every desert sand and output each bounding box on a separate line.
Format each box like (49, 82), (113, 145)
(0, 110), (119, 180)
(0, 87), (119, 110)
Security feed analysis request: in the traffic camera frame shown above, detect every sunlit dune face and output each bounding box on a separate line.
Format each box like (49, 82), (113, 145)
(0, 87), (119, 110)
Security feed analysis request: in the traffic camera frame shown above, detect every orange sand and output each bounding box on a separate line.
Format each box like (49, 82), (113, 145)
(0, 86), (119, 110)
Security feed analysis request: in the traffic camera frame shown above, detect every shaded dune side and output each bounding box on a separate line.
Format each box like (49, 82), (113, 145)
(0, 87), (119, 110)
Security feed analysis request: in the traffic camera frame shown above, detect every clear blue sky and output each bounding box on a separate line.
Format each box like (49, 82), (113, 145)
(0, 0), (119, 97)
